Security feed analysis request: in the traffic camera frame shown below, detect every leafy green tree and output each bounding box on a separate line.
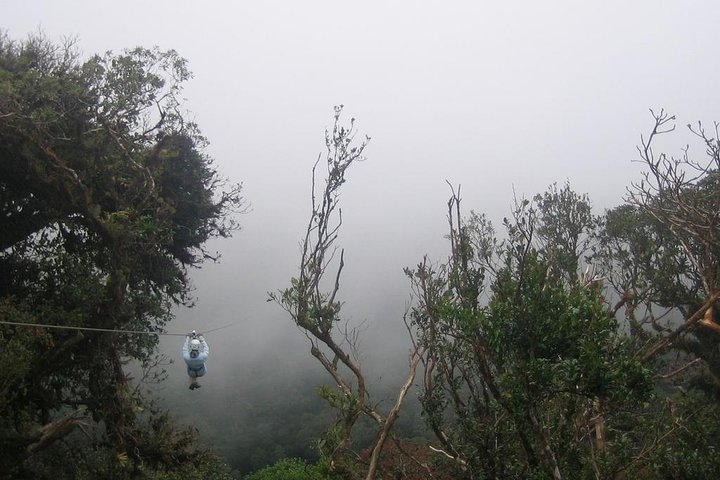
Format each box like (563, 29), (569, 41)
(584, 111), (720, 478)
(401, 111), (720, 479)
(403, 112), (720, 479)
(535, 182), (599, 283)
(618, 111), (720, 373)
(406, 189), (651, 480)
(0, 33), (243, 478)
(591, 111), (720, 392)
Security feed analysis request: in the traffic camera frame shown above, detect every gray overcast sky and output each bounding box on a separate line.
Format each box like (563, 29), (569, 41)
(4, 1), (720, 383)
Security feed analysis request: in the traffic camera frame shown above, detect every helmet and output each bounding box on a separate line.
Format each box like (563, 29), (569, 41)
(190, 339), (201, 351)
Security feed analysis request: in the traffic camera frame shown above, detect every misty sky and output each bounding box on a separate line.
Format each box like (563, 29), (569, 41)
(5, 1), (720, 397)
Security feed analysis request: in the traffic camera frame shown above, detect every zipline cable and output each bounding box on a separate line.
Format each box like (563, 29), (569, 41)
(0, 320), (185, 336)
(0, 320), (238, 337)
(202, 322), (238, 334)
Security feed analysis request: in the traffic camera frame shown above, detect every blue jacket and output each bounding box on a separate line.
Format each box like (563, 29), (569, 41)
(183, 336), (209, 377)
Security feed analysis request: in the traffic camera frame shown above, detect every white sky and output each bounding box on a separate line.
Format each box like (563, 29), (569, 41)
(5, 0), (720, 386)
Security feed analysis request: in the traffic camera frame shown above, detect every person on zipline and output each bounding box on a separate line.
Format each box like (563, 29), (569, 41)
(182, 331), (209, 390)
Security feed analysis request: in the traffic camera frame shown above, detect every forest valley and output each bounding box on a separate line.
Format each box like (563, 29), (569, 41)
(2, 33), (720, 480)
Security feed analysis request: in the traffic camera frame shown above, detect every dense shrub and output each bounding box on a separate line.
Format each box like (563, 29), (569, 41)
(242, 457), (331, 480)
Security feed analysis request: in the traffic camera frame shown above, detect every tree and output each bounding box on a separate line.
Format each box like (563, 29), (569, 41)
(587, 111), (720, 478)
(271, 108), (720, 479)
(534, 182), (599, 283)
(401, 111), (720, 479)
(271, 107), (429, 480)
(624, 110), (720, 368)
(591, 110), (720, 393)
(0, 33), (243, 478)
(405, 188), (651, 480)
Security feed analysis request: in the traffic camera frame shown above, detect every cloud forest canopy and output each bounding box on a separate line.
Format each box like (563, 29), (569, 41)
(0, 33), (242, 478)
(268, 110), (720, 479)
(3, 31), (720, 480)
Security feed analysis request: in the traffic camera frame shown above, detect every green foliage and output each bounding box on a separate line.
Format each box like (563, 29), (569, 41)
(401, 137), (720, 479)
(243, 458), (331, 480)
(0, 31), (242, 478)
(595, 204), (700, 318)
(407, 187), (655, 479)
(534, 182), (598, 282)
(646, 396), (720, 480)
(490, 252), (650, 402)
(261, 113), (720, 479)
(10, 407), (239, 479)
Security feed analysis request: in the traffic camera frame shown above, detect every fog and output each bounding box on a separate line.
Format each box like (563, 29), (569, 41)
(5, 0), (720, 472)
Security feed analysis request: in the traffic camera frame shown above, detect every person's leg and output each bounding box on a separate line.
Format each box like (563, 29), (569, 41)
(187, 368), (200, 390)
(190, 365), (206, 389)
